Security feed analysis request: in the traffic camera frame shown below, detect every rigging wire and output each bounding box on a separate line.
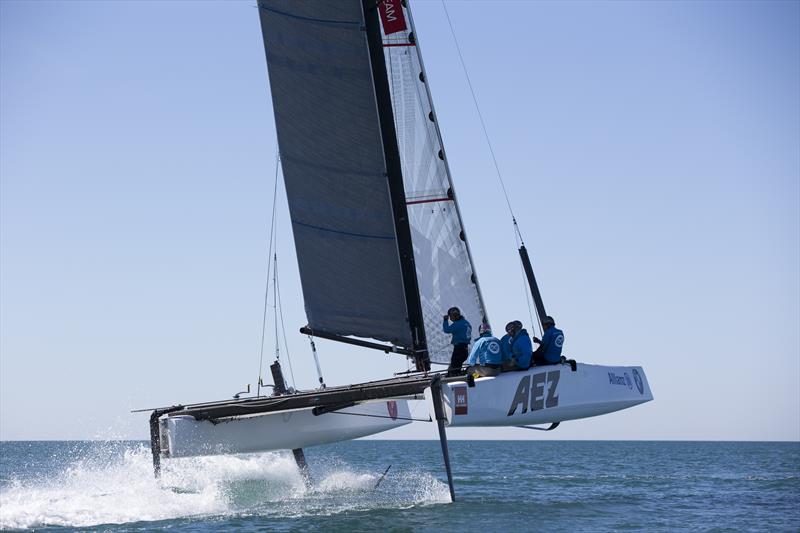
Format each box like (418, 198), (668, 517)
(256, 147), (321, 393)
(516, 238), (537, 335)
(440, 0), (522, 244)
(272, 251), (280, 374)
(511, 227), (536, 332)
(257, 148), (281, 397)
(441, 0), (545, 335)
(512, 222), (534, 333)
(274, 256), (297, 389)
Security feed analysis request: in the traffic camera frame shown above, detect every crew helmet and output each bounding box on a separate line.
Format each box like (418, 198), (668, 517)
(447, 306), (461, 318)
(505, 320), (523, 334)
(478, 323), (492, 336)
(542, 316), (556, 327)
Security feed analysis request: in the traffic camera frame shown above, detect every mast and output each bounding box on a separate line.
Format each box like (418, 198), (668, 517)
(362, 0), (429, 371)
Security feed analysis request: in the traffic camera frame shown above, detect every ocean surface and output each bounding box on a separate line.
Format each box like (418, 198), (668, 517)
(0, 440), (797, 531)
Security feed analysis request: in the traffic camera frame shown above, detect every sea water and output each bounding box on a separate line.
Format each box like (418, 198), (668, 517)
(1, 441), (798, 531)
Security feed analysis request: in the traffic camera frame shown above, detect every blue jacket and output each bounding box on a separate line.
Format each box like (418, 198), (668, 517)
(508, 329), (533, 369)
(466, 334), (502, 366)
(443, 317), (472, 345)
(499, 333), (513, 362)
(535, 326), (564, 363)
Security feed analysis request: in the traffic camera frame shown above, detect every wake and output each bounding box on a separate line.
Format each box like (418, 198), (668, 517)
(0, 442), (449, 529)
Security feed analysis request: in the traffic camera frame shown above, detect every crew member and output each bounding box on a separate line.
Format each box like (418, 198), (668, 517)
(443, 306), (472, 375)
(466, 323), (502, 377)
(532, 315), (564, 366)
(499, 326), (513, 362)
(501, 320), (533, 371)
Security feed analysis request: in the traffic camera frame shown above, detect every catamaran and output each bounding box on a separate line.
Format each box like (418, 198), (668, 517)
(142, 0), (653, 501)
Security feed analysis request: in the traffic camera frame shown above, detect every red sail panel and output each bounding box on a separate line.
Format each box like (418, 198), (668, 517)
(378, 0), (407, 35)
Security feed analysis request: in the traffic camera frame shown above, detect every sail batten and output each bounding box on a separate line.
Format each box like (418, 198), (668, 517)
(291, 220), (396, 241)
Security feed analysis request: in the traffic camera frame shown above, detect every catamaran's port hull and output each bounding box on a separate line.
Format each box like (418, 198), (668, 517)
(159, 400), (411, 458)
(426, 363), (653, 427)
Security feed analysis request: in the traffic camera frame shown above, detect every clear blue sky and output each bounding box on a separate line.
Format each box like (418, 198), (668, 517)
(1, 0), (798, 441)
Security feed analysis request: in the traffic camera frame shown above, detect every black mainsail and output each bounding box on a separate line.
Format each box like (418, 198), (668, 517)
(257, 1), (416, 351)
(256, 0), (487, 367)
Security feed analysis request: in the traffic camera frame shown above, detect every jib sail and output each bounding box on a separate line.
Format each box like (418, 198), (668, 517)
(379, 0), (488, 363)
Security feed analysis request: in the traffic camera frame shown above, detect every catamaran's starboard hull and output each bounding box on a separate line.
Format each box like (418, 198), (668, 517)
(427, 363), (652, 427)
(160, 400), (411, 458)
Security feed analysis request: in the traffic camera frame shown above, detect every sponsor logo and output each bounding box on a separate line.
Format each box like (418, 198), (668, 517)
(488, 340), (500, 354)
(507, 370), (560, 416)
(555, 334), (564, 348)
(632, 368), (644, 395)
(387, 400), (398, 420)
(608, 371), (633, 390)
(453, 386), (468, 415)
(378, 0), (408, 35)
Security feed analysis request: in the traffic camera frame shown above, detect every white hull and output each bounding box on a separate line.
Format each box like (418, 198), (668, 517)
(426, 363), (653, 427)
(161, 399), (411, 458)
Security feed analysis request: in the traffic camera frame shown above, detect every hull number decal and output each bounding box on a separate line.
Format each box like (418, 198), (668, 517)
(507, 370), (560, 416)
